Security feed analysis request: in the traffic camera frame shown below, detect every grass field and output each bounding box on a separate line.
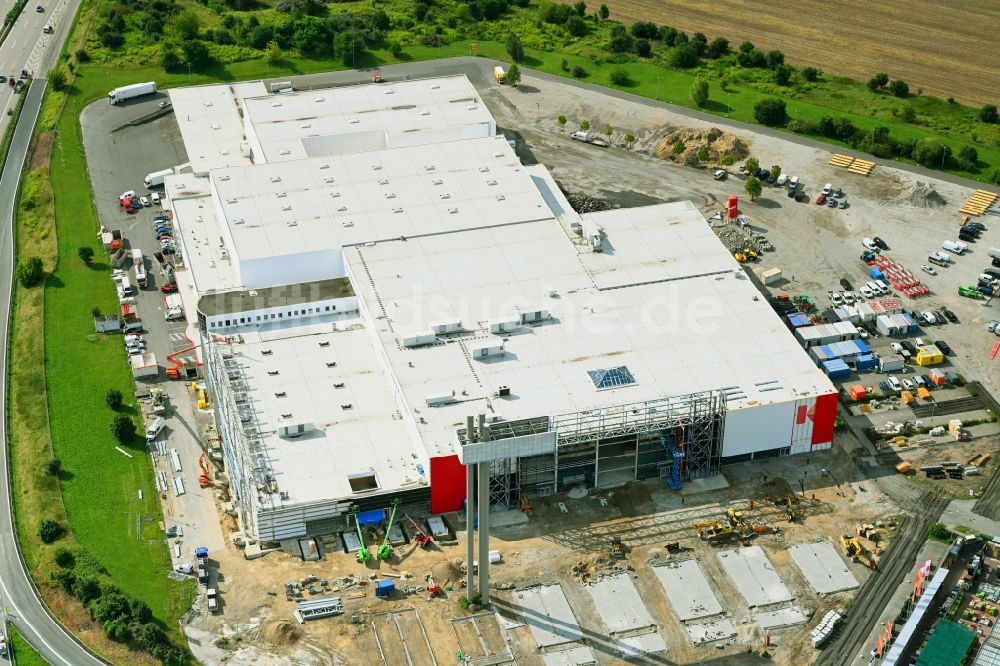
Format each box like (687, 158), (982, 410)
(7, 625), (48, 666)
(585, 0), (1000, 107)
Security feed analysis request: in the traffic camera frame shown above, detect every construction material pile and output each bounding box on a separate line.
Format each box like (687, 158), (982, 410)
(653, 127), (750, 165)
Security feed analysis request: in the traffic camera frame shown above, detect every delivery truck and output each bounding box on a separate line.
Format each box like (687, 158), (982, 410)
(144, 168), (174, 188)
(494, 66), (506, 83)
(108, 81), (157, 105)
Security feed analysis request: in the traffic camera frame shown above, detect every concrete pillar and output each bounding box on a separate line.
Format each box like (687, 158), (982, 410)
(465, 416), (476, 602)
(477, 415), (491, 603)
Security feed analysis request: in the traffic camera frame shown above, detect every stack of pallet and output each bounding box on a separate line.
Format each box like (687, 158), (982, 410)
(829, 154), (854, 168)
(828, 153), (875, 176)
(960, 189), (998, 217)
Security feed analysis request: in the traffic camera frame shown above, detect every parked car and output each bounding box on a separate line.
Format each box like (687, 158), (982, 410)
(840, 278), (853, 291)
(795, 192), (808, 202)
(860, 286), (875, 298)
(902, 379), (915, 391)
(862, 237), (879, 251)
(888, 377), (902, 392)
(838, 199), (848, 209)
(165, 307), (184, 321)
(160, 284), (177, 293)
(920, 312), (937, 326)
(827, 197), (837, 207)
(933, 311), (947, 325)
(987, 321), (999, 332)
(816, 194), (827, 205)
(151, 192), (161, 205)
(943, 309), (957, 322)
(920, 264), (937, 275)
(35, 4), (44, 11)
(776, 174), (788, 186)
(873, 237), (889, 250)
(713, 169), (726, 181)
(139, 196), (150, 207)
(936, 340), (952, 355)
(984, 268), (1000, 280)
(901, 340), (917, 355)
(968, 222), (986, 232)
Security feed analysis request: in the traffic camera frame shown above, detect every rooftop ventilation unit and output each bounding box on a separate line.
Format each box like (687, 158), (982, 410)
(276, 192), (287, 198)
(430, 84), (440, 89)
(479, 167), (490, 172)
(496, 195), (506, 201)
(219, 175), (231, 181)
(520, 309), (551, 324)
(278, 421), (314, 439)
(392, 208), (403, 214)
(425, 165), (436, 171)
(471, 342), (504, 359)
(432, 179), (443, 185)
(439, 194), (451, 200)
(210, 123), (221, 130)
(226, 198), (237, 204)
(448, 208), (458, 214)
(420, 110), (431, 116)
(333, 382), (345, 389)
(324, 178), (335, 184)
(300, 123), (311, 129)
(370, 164), (382, 170)
(401, 332), (436, 348)
(343, 221), (354, 227)
(487, 180), (497, 186)
(349, 118), (360, 124)
(426, 391), (456, 407)
(320, 164), (330, 169)
(385, 193), (396, 199)
(489, 317), (520, 334)
(319, 341), (330, 347)
(430, 319), (462, 335)
(270, 176), (282, 183)
(278, 149), (291, 156)
(313, 97), (325, 103)
(466, 105), (477, 111)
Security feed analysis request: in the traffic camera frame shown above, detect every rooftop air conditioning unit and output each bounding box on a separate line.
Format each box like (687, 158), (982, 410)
(489, 317), (520, 334)
(277, 421), (315, 439)
(520, 309), (551, 324)
(401, 332), (436, 348)
(426, 391), (456, 407)
(430, 319), (462, 335)
(471, 343), (504, 359)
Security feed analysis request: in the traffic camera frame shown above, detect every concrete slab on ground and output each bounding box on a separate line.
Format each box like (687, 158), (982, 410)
(790, 540), (859, 594)
(585, 572), (658, 634)
(686, 619), (738, 644)
(612, 631), (668, 659)
(754, 606), (807, 630)
(542, 646), (598, 666)
(491, 509), (531, 528)
(651, 560), (724, 621)
(679, 475), (730, 496)
(514, 584), (583, 649)
(718, 546), (794, 608)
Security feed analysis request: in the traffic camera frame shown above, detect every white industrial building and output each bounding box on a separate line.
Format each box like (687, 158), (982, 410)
(163, 75), (837, 545)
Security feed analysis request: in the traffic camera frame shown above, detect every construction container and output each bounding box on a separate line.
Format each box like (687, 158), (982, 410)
(929, 369), (947, 386)
(917, 387), (932, 400)
(758, 267), (782, 285)
(915, 345), (944, 366)
(876, 314), (901, 336)
(787, 313), (811, 328)
(895, 461), (913, 475)
(375, 580), (395, 598)
(849, 384), (868, 400)
(901, 390), (915, 405)
(855, 354), (877, 371)
(879, 354), (905, 373)
(821, 359), (850, 380)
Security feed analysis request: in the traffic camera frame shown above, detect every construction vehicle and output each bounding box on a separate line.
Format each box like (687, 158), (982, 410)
(665, 541), (680, 553)
(150, 387), (167, 415)
(769, 494), (800, 521)
(841, 535), (864, 559)
(351, 507), (372, 563)
(406, 514), (433, 548)
(726, 509), (757, 539)
(692, 520), (736, 544)
(519, 492), (533, 514)
(494, 66), (506, 83)
(426, 574), (442, 597)
(376, 499), (400, 560)
(610, 535), (625, 559)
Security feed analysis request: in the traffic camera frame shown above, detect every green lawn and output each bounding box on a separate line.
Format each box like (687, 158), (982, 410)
(7, 625), (48, 666)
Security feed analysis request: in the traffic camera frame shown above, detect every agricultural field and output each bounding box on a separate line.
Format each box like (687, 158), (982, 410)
(586, 0), (1000, 107)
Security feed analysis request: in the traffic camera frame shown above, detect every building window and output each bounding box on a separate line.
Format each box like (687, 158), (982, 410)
(256, 316), (261, 321)
(278, 313), (283, 318)
(325, 306), (330, 312)
(225, 319), (231, 326)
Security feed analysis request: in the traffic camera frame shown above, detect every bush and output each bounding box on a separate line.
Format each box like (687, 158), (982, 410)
(110, 414), (135, 444)
(75, 48), (90, 62)
(706, 36), (729, 58)
(889, 79), (909, 98)
(765, 49), (784, 69)
(739, 40), (754, 54)
(161, 48), (182, 73)
(980, 104), (999, 124)
(598, 3), (608, 18)
(801, 66), (818, 82)
(609, 24), (632, 53)
(928, 522), (951, 541)
(16, 256), (42, 287)
(505, 32), (523, 62)
(54, 547), (75, 568)
(571, 64), (587, 78)
(564, 15), (587, 37)
(609, 69), (631, 86)
(689, 78), (708, 106)
(573, 0), (586, 16)
(46, 458), (62, 476)
(991, 169), (1000, 185)
(77, 246), (94, 263)
(669, 43), (700, 68)
(737, 49), (767, 68)
(48, 69), (67, 91)
(634, 38), (650, 57)
(51, 568), (76, 593)
(630, 21), (658, 39)
(39, 519), (63, 544)
(106, 388), (123, 410)
(774, 64), (793, 85)
(753, 98), (788, 127)
(912, 138), (949, 167)
(959, 145), (979, 171)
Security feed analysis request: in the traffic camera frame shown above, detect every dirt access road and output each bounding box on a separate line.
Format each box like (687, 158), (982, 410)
(574, 0), (1000, 106)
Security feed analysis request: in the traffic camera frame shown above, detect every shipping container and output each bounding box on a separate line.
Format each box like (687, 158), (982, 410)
(849, 384), (868, 400)
(879, 354), (905, 373)
(915, 345), (944, 366)
(855, 354), (877, 371)
(821, 359), (851, 379)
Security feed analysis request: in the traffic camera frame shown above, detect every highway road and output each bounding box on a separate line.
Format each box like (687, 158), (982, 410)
(0, 0), (108, 663)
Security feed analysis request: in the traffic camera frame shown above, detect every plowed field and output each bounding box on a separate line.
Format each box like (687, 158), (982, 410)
(591, 0), (1000, 106)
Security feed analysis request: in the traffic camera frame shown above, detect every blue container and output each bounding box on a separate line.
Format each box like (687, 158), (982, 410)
(356, 509), (385, 526)
(376, 580), (396, 598)
(870, 267), (884, 279)
(855, 354), (877, 370)
(822, 359), (850, 380)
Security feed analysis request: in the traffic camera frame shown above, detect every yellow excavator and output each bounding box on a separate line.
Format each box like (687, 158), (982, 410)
(841, 534), (864, 559)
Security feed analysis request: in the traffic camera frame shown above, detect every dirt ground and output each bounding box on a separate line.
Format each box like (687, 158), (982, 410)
(183, 69), (1000, 664)
(573, 0), (1000, 106)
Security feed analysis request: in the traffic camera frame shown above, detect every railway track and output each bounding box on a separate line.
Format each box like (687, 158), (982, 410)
(817, 491), (947, 666)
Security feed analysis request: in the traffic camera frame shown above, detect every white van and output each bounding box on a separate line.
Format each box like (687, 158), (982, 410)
(874, 279), (890, 294)
(776, 174), (788, 186)
(120, 276), (133, 296)
(943, 240), (967, 255)
(145, 417), (165, 441)
(888, 377), (902, 392)
(123, 321), (143, 334)
(822, 183), (833, 196)
(989, 247), (1000, 260)
(788, 176), (799, 191)
(928, 252), (951, 266)
(865, 281), (882, 296)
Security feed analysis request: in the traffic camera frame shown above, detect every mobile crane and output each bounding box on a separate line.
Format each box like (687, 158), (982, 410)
(377, 499), (400, 560)
(406, 514), (433, 548)
(351, 506), (372, 563)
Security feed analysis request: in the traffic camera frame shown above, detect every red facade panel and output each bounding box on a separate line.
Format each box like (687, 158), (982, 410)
(810, 392), (838, 446)
(430, 455), (466, 514)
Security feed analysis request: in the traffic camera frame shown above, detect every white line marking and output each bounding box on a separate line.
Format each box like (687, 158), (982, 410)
(0, 558), (78, 666)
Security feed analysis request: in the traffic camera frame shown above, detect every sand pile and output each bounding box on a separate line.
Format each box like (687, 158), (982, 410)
(888, 181), (947, 208)
(653, 127), (751, 165)
(260, 619), (299, 646)
(431, 558), (464, 583)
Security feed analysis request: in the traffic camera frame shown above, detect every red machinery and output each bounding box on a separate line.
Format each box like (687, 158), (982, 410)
(406, 515), (433, 548)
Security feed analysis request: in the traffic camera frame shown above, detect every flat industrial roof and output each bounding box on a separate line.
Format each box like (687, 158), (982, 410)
(243, 75), (494, 163)
(346, 202), (834, 451)
(219, 324), (428, 507)
(170, 194), (241, 294)
(210, 135), (548, 264)
(167, 81), (267, 174)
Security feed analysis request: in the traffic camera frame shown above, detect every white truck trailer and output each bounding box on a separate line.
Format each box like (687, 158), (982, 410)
(108, 81), (157, 105)
(144, 168), (174, 187)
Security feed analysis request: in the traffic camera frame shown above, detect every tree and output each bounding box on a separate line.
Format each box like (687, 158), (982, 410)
(818, 115), (836, 137)
(696, 144), (710, 165)
(912, 138), (949, 167)
(634, 38), (651, 57)
(870, 72), (889, 89)
(753, 98), (788, 127)
(765, 49), (784, 69)
(161, 47), (182, 73)
(39, 519), (63, 544)
(17, 256), (43, 287)
(571, 65), (587, 78)
(506, 63), (521, 87)
(738, 40), (754, 54)
(598, 3), (609, 19)
(505, 32), (523, 63)
(980, 104), (999, 124)
(104, 617), (131, 642)
(564, 15), (587, 37)
(706, 36), (729, 58)
(48, 69), (67, 91)
(54, 547), (75, 568)
(91, 592), (132, 624)
(671, 139), (685, 156)
(624, 132), (636, 148)
(770, 164), (781, 179)
(73, 576), (102, 604)
(721, 154), (734, 171)
(669, 43), (700, 68)
(182, 40), (212, 70)
(580, 119), (590, 132)
(959, 145), (978, 171)
(77, 246), (94, 264)
(110, 414), (135, 444)
(609, 69), (631, 86)
(46, 458), (62, 476)
(774, 64), (793, 85)
(928, 522), (951, 541)
(106, 388), (123, 410)
(172, 10), (200, 40)
(744, 176), (763, 201)
(744, 156), (760, 174)
(889, 79), (909, 98)
(573, 0), (586, 15)
(557, 115), (567, 129)
(690, 78), (709, 106)
(609, 25), (632, 53)
(801, 67), (818, 82)
(602, 123), (613, 139)
(630, 21), (658, 39)
(265, 40), (282, 63)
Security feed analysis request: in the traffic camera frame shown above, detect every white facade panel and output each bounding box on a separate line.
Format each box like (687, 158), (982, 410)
(789, 397), (816, 455)
(722, 402), (795, 457)
(241, 249), (346, 290)
(203, 295), (358, 331)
